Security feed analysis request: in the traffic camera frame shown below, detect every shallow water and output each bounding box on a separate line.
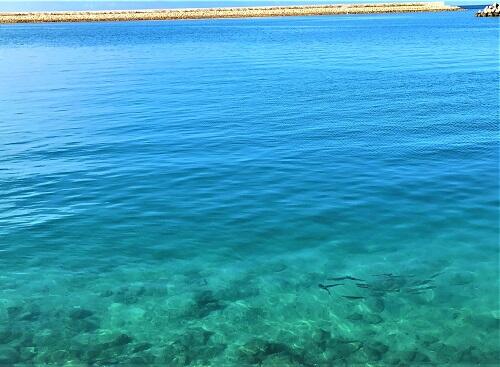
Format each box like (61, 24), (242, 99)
(0, 10), (499, 366)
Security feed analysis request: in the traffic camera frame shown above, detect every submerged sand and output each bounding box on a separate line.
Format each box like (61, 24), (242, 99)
(0, 2), (461, 24)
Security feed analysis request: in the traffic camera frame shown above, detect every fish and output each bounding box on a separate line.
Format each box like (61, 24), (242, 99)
(355, 283), (370, 288)
(318, 284), (331, 295)
(416, 285), (436, 290)
(406, 285), (436, 293)
(319, 283), (345, 295)
(430, 272), (442, 279)
(328, 276), (364, 282)
(371, 288), (401, 293)
(369, 288), (400, 295)
(341, 295), (366, 300)
(411, 279), (434, 286)
(372, 273), (393, 277)
(372, 273), (414, 278)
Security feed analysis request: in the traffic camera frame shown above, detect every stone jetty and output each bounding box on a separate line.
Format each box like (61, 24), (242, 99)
(0, 2), (461, 24)
(476, 3), (500, 16)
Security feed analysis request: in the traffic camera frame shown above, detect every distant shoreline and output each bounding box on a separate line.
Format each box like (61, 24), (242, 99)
(0, 2), (462, 24)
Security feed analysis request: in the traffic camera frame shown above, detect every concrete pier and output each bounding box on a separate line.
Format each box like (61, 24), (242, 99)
(0, 2), (462, 24)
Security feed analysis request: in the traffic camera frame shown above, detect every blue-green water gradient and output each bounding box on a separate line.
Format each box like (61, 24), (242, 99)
(0, 10), (498, 366)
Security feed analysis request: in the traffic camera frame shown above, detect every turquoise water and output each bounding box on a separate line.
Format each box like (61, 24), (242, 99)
(0, 10), (499, 366)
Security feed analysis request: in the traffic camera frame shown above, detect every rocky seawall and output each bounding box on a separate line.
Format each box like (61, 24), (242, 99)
(476, 2), (500, 16)
(0, 2), (461, 24)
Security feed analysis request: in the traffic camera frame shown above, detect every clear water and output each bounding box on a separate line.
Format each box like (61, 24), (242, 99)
(0, 10), (499, 366)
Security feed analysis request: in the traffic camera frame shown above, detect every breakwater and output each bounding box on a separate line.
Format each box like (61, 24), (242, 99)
(0, 2), (461, 24)
(476, 2), (500, 16)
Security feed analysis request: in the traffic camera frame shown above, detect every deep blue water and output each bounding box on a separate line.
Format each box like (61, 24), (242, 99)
(0, 10), (499, 366)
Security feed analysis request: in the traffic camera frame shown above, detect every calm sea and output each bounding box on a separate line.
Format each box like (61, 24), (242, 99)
(0, 9), (498, 366)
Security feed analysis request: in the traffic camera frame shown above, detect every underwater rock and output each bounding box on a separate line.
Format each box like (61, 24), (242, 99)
(110, 333), (133, 347)
(459, 346), (482, 364)
(449, 271), (475, 285)
(367, 341), (389, 354)
(218, 284), (260, 301)
(401, 350), (430, 363)
(481, 349), (500, 363)
(16, 333), (34, 348)
(189, 290), (225, 318)
(429, 341), (452, 354)
(0, 346), (20, 365)
(383, 356), (403, 365)
(50, 349), (71, 363)
(114, 285), (146, 304)
(179, 327), (214, 347)
(69, 308), (94, 320)
(267, 263), (287, 273)
(159, 328), (225, 365)
(100, 290), (114, 297)
(19, 347), (36, 362)
(8, 303), (41, 322)
(32, 351), (53, 365)
(79, 332), (133, 365)
(69, 318), (100, 333)
(7, 305), (23, 318)
(363, 341), (389, 361)
(311, 328), (331, 349)
(19, 309), (41, 321)
(33, 329), (59, 347)
(310, 330), (362, 363)
(63, 360), (89, 367)
(237, 339), (298, 365)
(127, 352), (155, 365)
(237, 341), (258, 363)
(261, 353), (303, 366)
(467, 314), (500, 331)
(68, 336), (90, 360)
(347, 312), (363, 321)
(132, 342), (153, 353)
(363, 347), (383, 361)
(363, 313), (383, 325)
(329, 341), (363, 361)
(152, 248), (191, 261)
(367, 297), (385, 313)
(408, 290), (435, 304)
(313, 342), (361, 364)
(242, 305), (267, 322)
(201, 343), (227, 361)
(77, 345), (105, 364)
(369, 275), (407, 294)
(144, 285), (168, 297)
(0, 327), (17, 344)
(158, 341), (188, 366)
(418, 334), (439, 347)
(76, 331), (133, 359)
